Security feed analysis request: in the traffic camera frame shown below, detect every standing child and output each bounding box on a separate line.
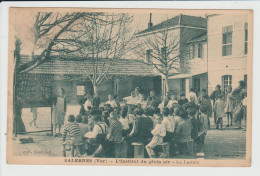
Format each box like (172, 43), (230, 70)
(225, 86), (234, 127)
(213, 94), (225, 129)
(145, 114), (166, 158)
(162, 107), (174, 142)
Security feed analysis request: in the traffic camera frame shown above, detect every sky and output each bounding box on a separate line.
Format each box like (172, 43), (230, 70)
(12, 9), (206, 55)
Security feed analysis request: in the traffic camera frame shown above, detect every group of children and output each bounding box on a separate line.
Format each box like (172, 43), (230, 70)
(62, 87), (212, 158)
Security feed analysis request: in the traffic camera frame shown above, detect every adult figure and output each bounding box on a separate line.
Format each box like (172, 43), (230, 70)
(52, 87), (67, 137)
(123, 91), (136, 105)
(232, 80), (247, 129)
(84, 94), (93, 112)
(135, 87), (142, 102)
(106, 94), (117, 108)
(30, 106), (37, 127)
(163, 91), (171, 107)
(198, 89), (207, 104)
(210, 85), (224, 104)
(187, 88), (198, 103)
(147, 90), (160, 108)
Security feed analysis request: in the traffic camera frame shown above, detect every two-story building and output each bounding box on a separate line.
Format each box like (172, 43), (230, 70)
(134, 14), (207, 97)
(207, 14), (249, 95)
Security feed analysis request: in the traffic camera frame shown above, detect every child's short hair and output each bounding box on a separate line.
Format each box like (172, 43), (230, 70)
(169, 107), (174, 116)
(134, 108), (144, 116)
(200, 105), (208, 114)
(82, 115), (88, 124)
(102, 111), (110, 119)
(76, 115), (83, 123)
(179, 110), (188, 120)
(92, 114), (101, 122)
(110, 111), (118, 120)
(87, 106), (92, 111)
(144, 108), (151, 116)
(121, 108), (128, 118)
(174, 107), (181, 116)
(68, 115), (75, 122)
(162, 107), (169, 117)
(154, 107), (161, 115)
(188, 107), (197, 116)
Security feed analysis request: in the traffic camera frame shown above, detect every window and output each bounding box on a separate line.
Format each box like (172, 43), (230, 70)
(180, 78), (186, 93)
(189, 44), (194, 59)
(244, 23), (248, 55)
(77, 85), (85, 96)
(198, 43), (203, 58)
(222, 75), (232, 95)
(222, 25), (233, 56)
(146, 49), (152, 63)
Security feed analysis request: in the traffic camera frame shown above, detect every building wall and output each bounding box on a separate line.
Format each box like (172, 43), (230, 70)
(51, 75), (160, 105)
(207, 14), (248, 94)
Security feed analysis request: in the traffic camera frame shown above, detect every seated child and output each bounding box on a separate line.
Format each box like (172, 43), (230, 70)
(162, 107), (174, 142)
(213, 94), (225, 129)
(77, 115), (91, 137)
(62, 115), (83, 157)
(145, 114), (166, 158)
(119, 106), (130, 137)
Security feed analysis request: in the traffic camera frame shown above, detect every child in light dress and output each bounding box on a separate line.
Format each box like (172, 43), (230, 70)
(145, 114), (166, 158)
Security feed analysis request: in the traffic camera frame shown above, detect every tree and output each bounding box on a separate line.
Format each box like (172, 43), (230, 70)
(51, 13), (134, 94)
(133, 24), (188, 100)
(19, 12), (133, 94)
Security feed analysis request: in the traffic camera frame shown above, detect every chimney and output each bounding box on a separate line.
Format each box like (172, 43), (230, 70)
(148, 13), (153, 28)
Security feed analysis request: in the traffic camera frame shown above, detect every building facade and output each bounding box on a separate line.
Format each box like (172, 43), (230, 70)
(134, 14), (208, 97)
(207, 14), (248, 95)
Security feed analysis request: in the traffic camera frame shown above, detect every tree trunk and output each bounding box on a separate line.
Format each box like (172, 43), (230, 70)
(163, 76), (170, 101)
(13, 38), (26, 135)
(93, 83), (99, 95)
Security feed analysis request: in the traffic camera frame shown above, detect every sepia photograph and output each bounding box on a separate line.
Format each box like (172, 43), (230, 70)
(6, 7), (252, 167)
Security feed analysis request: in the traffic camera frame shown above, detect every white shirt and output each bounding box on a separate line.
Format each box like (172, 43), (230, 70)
(167, 100), (178, 109)
(123, 96), (136, 105)
(162, 116), (174, 133)
(84, 122), (108, 139)
(119, 117), (129, 130)
(84, 100), (93, 111)
(187, 91), (198, 103)
(106, 100), (117, 108)
(151, 123), (166, 137)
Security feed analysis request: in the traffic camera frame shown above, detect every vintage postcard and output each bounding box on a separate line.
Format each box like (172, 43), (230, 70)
(7, 8), (252, 167)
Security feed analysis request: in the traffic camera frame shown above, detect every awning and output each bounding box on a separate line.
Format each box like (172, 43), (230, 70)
(168, 71), (207, 79)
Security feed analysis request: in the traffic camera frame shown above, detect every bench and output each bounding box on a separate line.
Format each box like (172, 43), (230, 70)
(62, 142), (84, 157)
(114, 141), (128, 158)
(132, 142), (144, 158)
(158, 142), (170, 158)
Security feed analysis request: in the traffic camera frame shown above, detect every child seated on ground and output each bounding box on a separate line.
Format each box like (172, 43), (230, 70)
(62, 115), (83, 157)
(213, 94), (225, 129)
(145, 114), (166, 158)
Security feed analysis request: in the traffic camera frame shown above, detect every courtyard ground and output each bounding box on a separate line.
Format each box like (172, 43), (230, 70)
(12, 105), (247, 159)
